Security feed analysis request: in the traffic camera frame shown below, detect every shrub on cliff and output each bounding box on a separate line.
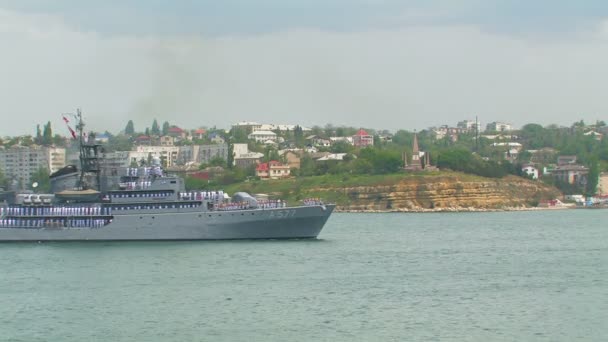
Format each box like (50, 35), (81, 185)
(436, 148), (513, 178)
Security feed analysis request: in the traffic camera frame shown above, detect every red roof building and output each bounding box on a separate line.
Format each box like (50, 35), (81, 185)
(167, 126), (186, 138)
(352, 129), (373, 147)
(192, 128), (206, 139)
(256, 160), (291, 179)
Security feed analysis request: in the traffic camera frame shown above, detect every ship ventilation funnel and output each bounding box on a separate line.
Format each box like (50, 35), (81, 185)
(232, 192), (258, 208)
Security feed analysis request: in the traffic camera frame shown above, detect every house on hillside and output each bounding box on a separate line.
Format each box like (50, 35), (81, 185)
(352, 129), (373, 147)
(305, 135), (331, 147)
(208, 132), (225, 144)
(159, 135), (174, 146)
(256, 160), (291, 179)
(248, 130), (277, 143)
(282, 150), (302, 169)
(431, 125), (459, 142)
(528, 148), (557, 164)
(584, 130), (603, 141)
(135, 135), (152, 145)
(315, 153), (350, 161)
(232, 121), (262, 133)
(329, 136), (353, 145)
(551, 164), (589, 185)
(557, 155), (577, 166)
(486, 122), (513, 132)
(232, 143), (263, 168)
(167, 126), (186, 139)
(192, 128), (206, 140)
(522, 164), (539, 179)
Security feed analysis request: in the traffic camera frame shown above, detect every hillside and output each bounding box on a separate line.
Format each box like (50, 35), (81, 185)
(222, 171), (562, 212)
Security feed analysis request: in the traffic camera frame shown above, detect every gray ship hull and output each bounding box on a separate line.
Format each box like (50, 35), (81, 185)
(0, 205), (335, 241)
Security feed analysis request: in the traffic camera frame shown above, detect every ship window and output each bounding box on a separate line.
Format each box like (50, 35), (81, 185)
(170, 181), (176, 184)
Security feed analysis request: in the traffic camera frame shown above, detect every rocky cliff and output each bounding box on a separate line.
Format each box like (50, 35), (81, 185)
(310, 174), (561, 212)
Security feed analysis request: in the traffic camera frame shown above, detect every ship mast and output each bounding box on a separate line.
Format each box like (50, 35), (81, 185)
(75, 109), (102, 191)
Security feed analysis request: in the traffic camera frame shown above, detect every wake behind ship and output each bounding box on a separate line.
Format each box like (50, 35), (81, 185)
(0, 111), (334, 241)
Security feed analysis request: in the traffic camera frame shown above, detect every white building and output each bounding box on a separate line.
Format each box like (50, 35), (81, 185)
(522, 164), (539, 179)
(232, 121), (262, 133)
(248, 130), (277, 143)
(457, 120), (481, 132)
(232, 143), (264, 168)
(258, 124), (312, 132)
(178, 144), (228, 165)
(329, 136), (354, 145)
(486, 121), (513, 132)
(0, 145), (66, 188)
(130, 146), (180, 167)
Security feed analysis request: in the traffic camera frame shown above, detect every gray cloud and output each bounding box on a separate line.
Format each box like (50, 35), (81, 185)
(1, 8), (607, 137)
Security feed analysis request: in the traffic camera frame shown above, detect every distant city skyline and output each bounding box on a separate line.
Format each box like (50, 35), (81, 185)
(1, 1), (608, 136)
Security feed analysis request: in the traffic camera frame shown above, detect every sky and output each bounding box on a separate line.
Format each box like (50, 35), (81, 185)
(1, 1), (608, 136)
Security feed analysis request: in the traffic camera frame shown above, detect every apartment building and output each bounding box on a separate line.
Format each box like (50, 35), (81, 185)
(0, 145), (66, 188)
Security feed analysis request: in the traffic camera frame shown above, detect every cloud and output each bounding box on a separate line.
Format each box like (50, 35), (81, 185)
(0, 7), (607, 137)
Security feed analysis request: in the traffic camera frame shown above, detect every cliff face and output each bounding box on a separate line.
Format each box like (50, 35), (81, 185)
(314, 175), (561, 211)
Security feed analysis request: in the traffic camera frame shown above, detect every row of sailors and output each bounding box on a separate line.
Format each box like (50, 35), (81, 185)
(215, 202), (252, 211)
(112, 203), (200, 211)
(110, 191), (172, 199)
(302, 198), (324, 206)
(126, 167), (163, 177)
(0, 218), (110, 228)
(0, 206), (111, 217)
(180, 191), (225, 201)
(215, 200), (286, 211)
(257, 200), (287, 209)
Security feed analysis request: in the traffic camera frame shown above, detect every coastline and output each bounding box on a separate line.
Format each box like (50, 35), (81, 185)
(334, 205), (575, 213)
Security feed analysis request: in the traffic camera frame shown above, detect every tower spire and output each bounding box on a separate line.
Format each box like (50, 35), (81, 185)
(406, 131), (422, 171)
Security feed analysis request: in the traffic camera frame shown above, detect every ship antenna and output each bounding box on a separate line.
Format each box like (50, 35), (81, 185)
(77, 108), (86, 188)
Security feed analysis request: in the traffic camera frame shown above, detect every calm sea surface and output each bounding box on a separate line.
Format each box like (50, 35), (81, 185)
(1, 210), (607, 342)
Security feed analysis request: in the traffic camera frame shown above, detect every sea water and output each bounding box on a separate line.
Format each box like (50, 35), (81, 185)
(1, 210), (607, 341)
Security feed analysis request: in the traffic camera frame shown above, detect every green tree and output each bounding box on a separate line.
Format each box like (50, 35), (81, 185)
(227, 143), (234, 169)
(42, 121), (53, 145)
(586, 158), (600, 196)
(162, 121), (170, 136)
(0, 168), (7, 189)
(264, 146), (280, 162)
(105, 134), (133, 152)
(21, 135), (35, 146)
(330, 141), (354, 153)
(30, 167), (51, 193)
(124, 120), (135, 135)
(298, 155), (315, 176)
(151, 119), (160, 135)
(52, 134), (66, 147)
(293, 125), (305, 147)
(35, 124), (42, 144)
(202, 156), (227, 168)
(230, 127), (249, 143)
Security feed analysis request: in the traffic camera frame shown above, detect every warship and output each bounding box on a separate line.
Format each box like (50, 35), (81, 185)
(0, 111), (334, 241)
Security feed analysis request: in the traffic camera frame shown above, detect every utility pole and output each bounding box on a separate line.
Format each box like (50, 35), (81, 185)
(475, 115), (479, 152)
